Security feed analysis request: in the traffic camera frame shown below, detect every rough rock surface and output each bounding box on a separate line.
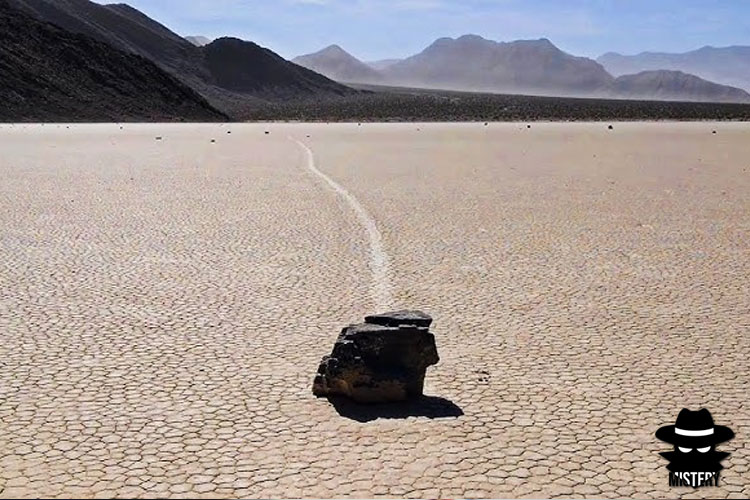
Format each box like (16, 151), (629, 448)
(313, 311), (439, 403)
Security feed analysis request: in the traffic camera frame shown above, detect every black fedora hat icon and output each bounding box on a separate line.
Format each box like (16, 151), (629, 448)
(656, 408), (734, 449)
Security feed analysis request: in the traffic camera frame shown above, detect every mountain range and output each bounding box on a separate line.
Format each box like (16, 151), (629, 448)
(6, 0), (355, 117)
(2, 0), (749, 122)
(608, 70), (750, 103)
(382, 36), (614, 97)
(598, 46), (750, 92)
(294, 36), (750, 103)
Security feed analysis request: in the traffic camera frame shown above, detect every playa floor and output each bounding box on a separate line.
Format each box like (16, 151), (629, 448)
(1, 122), (748, 499)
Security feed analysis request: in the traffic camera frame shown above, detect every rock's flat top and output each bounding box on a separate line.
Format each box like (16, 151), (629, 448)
(364, 310), (433, 328)
(339, 321), (426, 337)
(1, 123), (748, 499)
(341, 322), (397, 335)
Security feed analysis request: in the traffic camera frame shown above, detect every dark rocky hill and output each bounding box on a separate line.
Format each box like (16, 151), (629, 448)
(0, 0), (226, 122)
(7, 0), (356, 116)
(204, 38), (352, 99)
(9, 0), (206, 80)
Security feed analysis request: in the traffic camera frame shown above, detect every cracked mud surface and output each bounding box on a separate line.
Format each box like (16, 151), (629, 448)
(1, 122), (748, 498)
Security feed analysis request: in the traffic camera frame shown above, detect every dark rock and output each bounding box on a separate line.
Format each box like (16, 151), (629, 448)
(527, 124), (531, 129)
(155, 136), (162, 140)
(313, 311), (439, 403)
(210, 139), (216, 143)
(608, 124), (614, 130)
(265, 131), (270, 135)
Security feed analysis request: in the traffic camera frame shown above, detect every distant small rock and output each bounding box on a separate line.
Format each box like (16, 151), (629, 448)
(712, 130), (717, 134)
(608, 125), (614, 130)
(155, 136), (162, 140)
(265, 131), (270, 135)
(210, 139), (216, 143)
(527, 125), (531, 129)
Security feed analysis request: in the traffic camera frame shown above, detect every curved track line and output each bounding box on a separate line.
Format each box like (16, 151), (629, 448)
(291, 138), (393, 311)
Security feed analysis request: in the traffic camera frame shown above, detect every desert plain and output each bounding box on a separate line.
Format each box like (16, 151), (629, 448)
(0, 122), (748, 499)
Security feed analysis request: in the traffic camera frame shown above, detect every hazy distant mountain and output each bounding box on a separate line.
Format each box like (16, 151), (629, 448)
(185, 35), (211, 47)
(293, 45), (383, 84)
(367, 34), (747, 102)
(382, 35), (614, 96)
(7, 0), (355, 115)
(367, 59), (402, 71)
(598, 46), (750, 92)
(609, 70), (750, 103)
(0, 0), (225, 121)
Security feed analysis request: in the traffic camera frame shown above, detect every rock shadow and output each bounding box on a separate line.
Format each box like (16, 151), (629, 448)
(327, 395), (464, 423)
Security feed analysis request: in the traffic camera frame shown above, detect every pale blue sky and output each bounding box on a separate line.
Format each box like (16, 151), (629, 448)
(96, 0), (750, 61)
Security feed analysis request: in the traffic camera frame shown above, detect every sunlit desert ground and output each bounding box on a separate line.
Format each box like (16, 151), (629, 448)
(1, 122), (748, 499)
